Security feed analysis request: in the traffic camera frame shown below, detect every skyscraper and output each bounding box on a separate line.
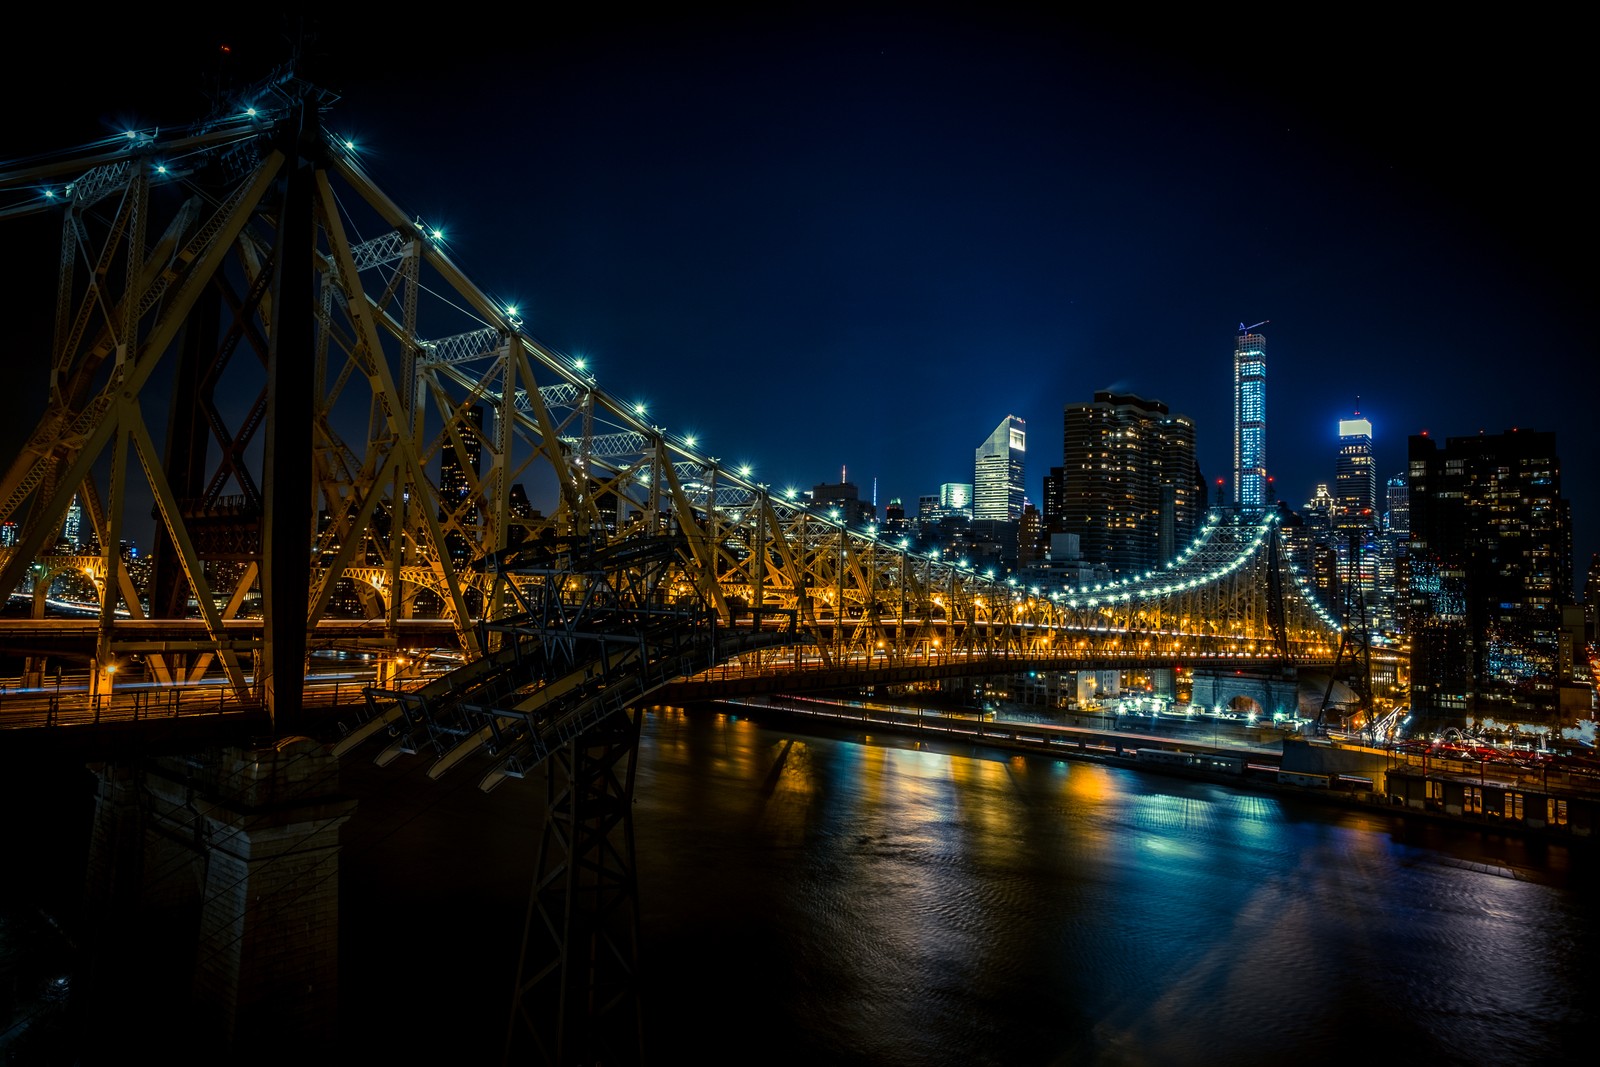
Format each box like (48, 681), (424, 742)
(973, 416), (1025, 521)
(1406, 429), (1573, 728)
(1061, 391), (1202, 577)
(1376, 475), (1409, 636)
(439, 404), (484, 563)
(62, 494), (83, 551)
(1334, 412), (1377, 529)
(1232, 326), (1268, 508)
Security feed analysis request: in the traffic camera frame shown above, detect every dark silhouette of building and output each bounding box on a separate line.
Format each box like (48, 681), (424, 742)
(809, 479), (874, 527)
(1041, 466), (1065, 533)
(1405, 429), (1573, 730)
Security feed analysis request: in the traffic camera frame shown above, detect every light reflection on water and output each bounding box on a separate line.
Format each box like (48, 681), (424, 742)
(632, 708), (1596, 1067)
(7, 705), (1590, 1065)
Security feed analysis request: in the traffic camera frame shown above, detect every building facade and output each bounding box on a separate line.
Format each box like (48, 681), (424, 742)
(1232, 328), (1268, 509)
(974, 416), (1026, 521)
(1334, 413), (1377, 529)
(1060, 391), (1202, 577)
(1406, 429), (1573, 729)
(808, 479), (874, 527)
(438, 405), (484, 564)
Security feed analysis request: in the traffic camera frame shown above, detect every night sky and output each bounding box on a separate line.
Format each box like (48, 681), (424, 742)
(5, 9), (1593, 578)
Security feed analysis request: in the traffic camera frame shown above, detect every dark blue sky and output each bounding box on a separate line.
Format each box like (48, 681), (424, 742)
(7, 8), (1593, 579)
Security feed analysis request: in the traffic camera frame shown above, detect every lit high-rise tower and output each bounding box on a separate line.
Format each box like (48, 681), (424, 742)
(62, 494), (83, 550)
(1334, 411), (1377, 529)
(974, 415), (1026, 521)
(1232, 324), (1268, 508)
(439, 404), (485, 563)
(1061, 391), (1201, 576)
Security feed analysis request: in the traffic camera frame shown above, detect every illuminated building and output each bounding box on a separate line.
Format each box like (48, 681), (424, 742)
(1585, 554), (1600, 644)
(939, 482), (973, 519)
(974, 416), (1025, 521)
(882, 498), (909, 538)
(1334, 412), (1377, 530)
(1406, 429), (1572, 728)
(1232, 327), (1268, 508)
(1376, 475), (1409, 636)
(439, 405), (484, 564)
(1061, 391), (1202, 577)
(62, 494), (83, 550)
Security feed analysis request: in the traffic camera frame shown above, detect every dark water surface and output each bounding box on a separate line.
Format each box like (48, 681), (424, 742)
(336, 707), (1597, 1066)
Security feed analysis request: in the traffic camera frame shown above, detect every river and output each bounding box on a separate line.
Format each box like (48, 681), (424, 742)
(338, 705), (1596, 1065)
(4, 704), (1596, 1065)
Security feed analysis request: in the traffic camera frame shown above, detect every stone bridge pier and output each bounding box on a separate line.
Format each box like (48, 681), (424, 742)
(1189, 666), (1300, 718)
(82, 737), (355, 1058)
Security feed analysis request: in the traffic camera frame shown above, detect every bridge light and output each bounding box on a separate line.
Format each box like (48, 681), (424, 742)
(739, 465), (752, 478)
(684, 434), (696, 447)
(633, 402), (647, 416)
(344, 139), (356, 150)
(246, 107), (258, 117)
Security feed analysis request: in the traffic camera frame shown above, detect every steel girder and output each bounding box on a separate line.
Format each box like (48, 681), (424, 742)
(0, 97), (1344, 721)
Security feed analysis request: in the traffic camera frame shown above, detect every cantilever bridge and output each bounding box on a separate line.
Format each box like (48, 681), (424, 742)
(0, 77), (1350, 1065)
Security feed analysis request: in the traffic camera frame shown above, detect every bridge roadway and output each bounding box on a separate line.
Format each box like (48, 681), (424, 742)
(0, 637), (1324, 754)
(0, 616), (463, 658)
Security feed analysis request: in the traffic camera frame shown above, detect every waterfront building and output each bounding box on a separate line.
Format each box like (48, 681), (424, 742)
(1060, 391), (1202, 578)
(1232, 327), (1268, 509)
(1406, 429), (1573, 730)
(974, 417), (1026, 521)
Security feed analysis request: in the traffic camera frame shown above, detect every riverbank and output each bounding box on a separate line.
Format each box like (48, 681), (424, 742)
(708, 693), (1599, 848)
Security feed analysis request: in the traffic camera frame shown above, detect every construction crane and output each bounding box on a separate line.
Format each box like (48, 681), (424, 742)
(1238, 319), (1270, 333)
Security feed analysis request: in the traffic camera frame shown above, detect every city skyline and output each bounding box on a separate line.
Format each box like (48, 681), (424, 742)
(2, 10), (1592, 575)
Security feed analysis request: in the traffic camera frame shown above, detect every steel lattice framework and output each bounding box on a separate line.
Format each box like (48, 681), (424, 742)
(0, 84), (1342, 726)
(0, 77), (1348, 1067)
